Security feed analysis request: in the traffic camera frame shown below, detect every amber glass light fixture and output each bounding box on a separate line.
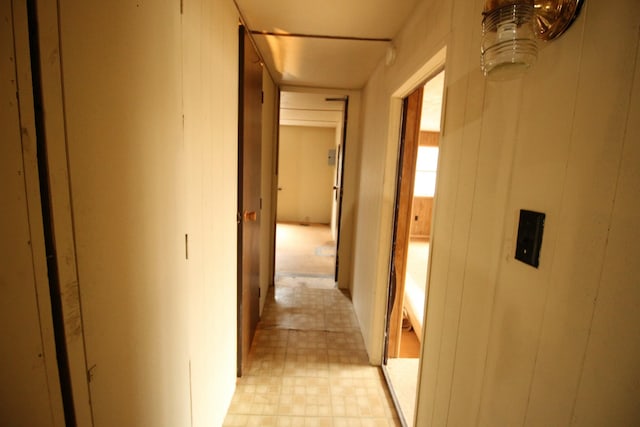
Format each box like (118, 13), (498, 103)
(481, 0), (584, 80)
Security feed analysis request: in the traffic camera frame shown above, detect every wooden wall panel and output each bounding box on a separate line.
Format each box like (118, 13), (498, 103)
(419, 131), (439, 147)
(353, 0), (640, 426)
(54, 0), (188, 425)
(181, 0), (240, 424)
(52, 0), (244, 423)
(410, 197), (433, 238)
(0, 1), (63, 424)
(388, 87), (423, 358)
(571, 39), (640, 425)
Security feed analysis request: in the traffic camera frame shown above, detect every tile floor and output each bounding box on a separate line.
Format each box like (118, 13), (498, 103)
(223, 280), (401, 426)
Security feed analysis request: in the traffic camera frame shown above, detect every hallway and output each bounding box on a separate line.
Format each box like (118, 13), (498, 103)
(223, 278), (400, 426)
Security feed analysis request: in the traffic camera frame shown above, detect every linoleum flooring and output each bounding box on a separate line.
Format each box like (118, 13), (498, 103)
(224, 224), (400, 426)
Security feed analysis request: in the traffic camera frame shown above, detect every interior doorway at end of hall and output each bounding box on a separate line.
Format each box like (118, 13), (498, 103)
(274, 91), (347, 288)
(383, 69), (445, 427)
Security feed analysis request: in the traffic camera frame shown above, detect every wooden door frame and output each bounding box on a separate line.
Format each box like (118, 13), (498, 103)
(332, 97), (349, 281)
(385, 87), (424, 359)
(378, 48), (446, 365)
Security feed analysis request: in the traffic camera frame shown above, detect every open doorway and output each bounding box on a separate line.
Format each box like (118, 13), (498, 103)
(274, 91), (347, 287)
(383, 70), (445, 426)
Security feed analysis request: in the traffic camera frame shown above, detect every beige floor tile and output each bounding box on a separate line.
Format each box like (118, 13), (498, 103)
(224, 225), (400, 426)
(222, 413), (249, 426)
(244, 415), (278, 426)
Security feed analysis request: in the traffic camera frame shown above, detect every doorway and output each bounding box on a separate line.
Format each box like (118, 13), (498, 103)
(383, 70), (445, 426)
(274, 91), (346, 286)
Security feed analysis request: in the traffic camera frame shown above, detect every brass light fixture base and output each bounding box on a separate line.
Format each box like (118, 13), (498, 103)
(534, 0), (585, 40)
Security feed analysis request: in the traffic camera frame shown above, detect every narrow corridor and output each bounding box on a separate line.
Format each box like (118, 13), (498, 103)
(223, 279), (401, 426)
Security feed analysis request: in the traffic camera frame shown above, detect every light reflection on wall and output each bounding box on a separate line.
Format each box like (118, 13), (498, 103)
(414, 146), (439, 197)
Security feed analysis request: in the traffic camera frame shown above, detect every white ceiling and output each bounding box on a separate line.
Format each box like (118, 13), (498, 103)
(279, 71), (445, 131)
(235, 0), (420, 89)
(280, 92), (344, 128)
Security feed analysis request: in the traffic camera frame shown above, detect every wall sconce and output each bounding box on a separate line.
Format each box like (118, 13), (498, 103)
(481, 0), (584, 80)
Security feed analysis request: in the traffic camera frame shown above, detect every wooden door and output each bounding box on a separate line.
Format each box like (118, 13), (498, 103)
(386, 87), (423, 359)
(333, 97), (348, 281)
(237, 26), (262, 376)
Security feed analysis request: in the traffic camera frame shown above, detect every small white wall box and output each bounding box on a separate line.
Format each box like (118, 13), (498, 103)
(328, 149), (336, 166)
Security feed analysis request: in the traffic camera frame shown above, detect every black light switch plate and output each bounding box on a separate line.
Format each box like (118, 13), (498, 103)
(515, 209), (545, 268)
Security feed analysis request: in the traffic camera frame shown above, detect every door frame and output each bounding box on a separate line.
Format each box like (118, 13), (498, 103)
(384, 87), (424, 361)
(332, 96), (349, 281)
(273, 86), (360, 292)
(379, 48), (446, 357)
(377, 47), (447, 426)
(273, 92), (347, 282)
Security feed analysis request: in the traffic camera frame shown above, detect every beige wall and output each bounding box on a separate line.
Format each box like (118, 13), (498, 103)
(35, 0), (240, 425)
(0, 2), (64, 424)
(353, 0), (640, 426)
(277, 126), (336, 224)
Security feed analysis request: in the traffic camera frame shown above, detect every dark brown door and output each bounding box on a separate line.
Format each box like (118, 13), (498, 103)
(237, 26), (262, 376)
(385, 86), (423, 360)
(333, 97), (348, 281)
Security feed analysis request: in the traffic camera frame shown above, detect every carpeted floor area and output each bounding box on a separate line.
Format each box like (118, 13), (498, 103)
(275, 223), (336, 278)
(385, 358), (420, 427)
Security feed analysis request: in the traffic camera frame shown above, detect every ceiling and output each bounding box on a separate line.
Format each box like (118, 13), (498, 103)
(280, 92), (345, 128)
(234, 0), (420, 89)
(279, 70), (444, 132)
